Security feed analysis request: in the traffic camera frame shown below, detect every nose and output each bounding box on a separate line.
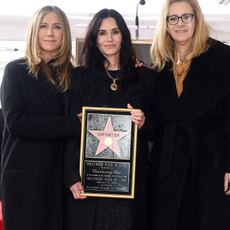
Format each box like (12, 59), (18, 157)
(177, 17), (184, 26)
(47, 27), (53, 36)
(107, 33), (113, 41)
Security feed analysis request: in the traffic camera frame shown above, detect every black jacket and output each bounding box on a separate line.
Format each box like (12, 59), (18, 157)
(63, 66), (156, 230)
(149, 40), (230, 230)
(0, 59), (81, 230)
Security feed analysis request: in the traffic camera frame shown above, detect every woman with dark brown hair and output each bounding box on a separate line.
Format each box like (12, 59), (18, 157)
(63, 8), (156, 230)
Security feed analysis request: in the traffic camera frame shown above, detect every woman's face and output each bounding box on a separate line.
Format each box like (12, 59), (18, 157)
(38, 12), (63, 62)
(167, 2), (196, 47)
(97, 17), (122, 60)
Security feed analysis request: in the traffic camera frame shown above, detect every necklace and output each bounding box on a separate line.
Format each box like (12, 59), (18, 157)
(177, 53), (181, 66)
(106, 69), (121, 91)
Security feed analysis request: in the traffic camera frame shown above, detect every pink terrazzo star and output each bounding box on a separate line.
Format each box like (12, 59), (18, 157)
(89, 117), (129, 157)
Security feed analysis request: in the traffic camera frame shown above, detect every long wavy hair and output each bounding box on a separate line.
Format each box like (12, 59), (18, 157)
(79, 8), (143, 99)
(150, 0), (211, 71)
(25, 5), (73, 91)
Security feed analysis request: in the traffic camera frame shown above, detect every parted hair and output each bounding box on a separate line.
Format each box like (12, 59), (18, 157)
(25, 5), (73, 91)
(150, 0), (211, 71)
(79, 8), (144, 99)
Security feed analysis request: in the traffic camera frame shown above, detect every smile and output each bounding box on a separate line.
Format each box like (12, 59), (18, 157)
(176, 30), (187, 33)
(44, 40), (56, 42)
(104, 45), (116, 48)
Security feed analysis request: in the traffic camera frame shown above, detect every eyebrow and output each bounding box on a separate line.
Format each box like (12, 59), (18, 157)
(40, 22), (61, 25)
(168, 13), (193, 16)
(98, 28), (119, 32)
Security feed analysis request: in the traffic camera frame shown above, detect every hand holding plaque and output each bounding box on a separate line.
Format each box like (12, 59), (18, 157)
(128, 103), (145, 129)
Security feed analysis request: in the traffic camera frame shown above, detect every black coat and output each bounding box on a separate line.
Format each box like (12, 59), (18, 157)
(149, 40), (230, 230)
(0, 59), (81, 230)
(0, 109), (4, 200)
(63, 66), (156, 230)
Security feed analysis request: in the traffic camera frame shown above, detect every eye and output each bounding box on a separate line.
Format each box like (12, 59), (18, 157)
(40, 24), (47, 29)
(168, 16), (178, 23)
(98, 31), (106, 36)
(182, 14), (193, 23)
(112, 30), (120, 35)
(183, 14), (191, 20)
(54, 25), (61, 30)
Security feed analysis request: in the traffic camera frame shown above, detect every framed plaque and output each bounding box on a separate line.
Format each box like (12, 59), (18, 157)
(79, 106), (138, 199)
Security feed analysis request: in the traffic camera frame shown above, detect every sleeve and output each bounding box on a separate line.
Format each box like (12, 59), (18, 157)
(223, 91), (230, 173)
(63, 71), (83, 188)
(213, 42), (230, 173)
(0, 62), (81, 140)
(138, 67), (159, 141)
(63, 137), (81, 188)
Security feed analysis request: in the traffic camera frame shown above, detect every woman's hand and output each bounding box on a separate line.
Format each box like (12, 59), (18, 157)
(135, 59), (144, 68)
(127, 103), (145, 129)
(69, 182), (87, 199)
(77, 113), (82, 124)
(224, 173), (230, 196)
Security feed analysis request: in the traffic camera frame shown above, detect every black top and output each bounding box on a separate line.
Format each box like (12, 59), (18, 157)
(106, 70), (123, 108)
(93, 70), (132, 230)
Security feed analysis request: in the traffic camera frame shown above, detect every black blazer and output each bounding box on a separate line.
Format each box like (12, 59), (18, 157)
(0, 59), (81, 230)
(63, 66), (156, 230)
(149, 40), (230, 230)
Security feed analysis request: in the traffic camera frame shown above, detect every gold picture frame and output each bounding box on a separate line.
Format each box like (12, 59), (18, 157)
(79, 106), (138, 199)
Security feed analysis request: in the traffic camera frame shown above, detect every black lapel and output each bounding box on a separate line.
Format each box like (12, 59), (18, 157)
(154, 41), (230, 123)
(153, 62), (186, 121)
(63, 90), (71, 115)
(36, 72), (60, 115)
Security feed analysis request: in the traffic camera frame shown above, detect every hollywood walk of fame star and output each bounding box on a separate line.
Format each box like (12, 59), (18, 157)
(88, 117), (129, 157)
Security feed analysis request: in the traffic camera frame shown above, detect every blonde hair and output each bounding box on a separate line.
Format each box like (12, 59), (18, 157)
(25, 5), (73, 91)
(150, 0), (211, 71)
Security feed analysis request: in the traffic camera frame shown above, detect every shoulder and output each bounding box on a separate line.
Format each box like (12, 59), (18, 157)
(71, 66), (84, 84)
(208, 39), (230, 71)
(207, 39), (230, 59)
(4, 58), (28, 78)
(138, 66), (157, 84)
(138, 65), (156, 77)
(196, 39), (230, 94)
(71, 66), (84, 92)
(209, 39), (230, 51)
(5, 58), (27, 70)
(71, 66), (81, 76)
(193, 39), (230, 71)
(3, 58), (29, 81)
(139, 65), (156, 74)
(135, 66), (157, 95)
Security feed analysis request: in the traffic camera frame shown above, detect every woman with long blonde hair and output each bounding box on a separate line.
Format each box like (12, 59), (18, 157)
(0, 5), (81, 230)
(149, 0), (230, 229)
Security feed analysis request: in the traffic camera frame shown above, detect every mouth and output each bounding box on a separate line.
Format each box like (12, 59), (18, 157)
(175, 30), (187, 34)
(104, 45), (116, 48)
(44, 40), (56, 42)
